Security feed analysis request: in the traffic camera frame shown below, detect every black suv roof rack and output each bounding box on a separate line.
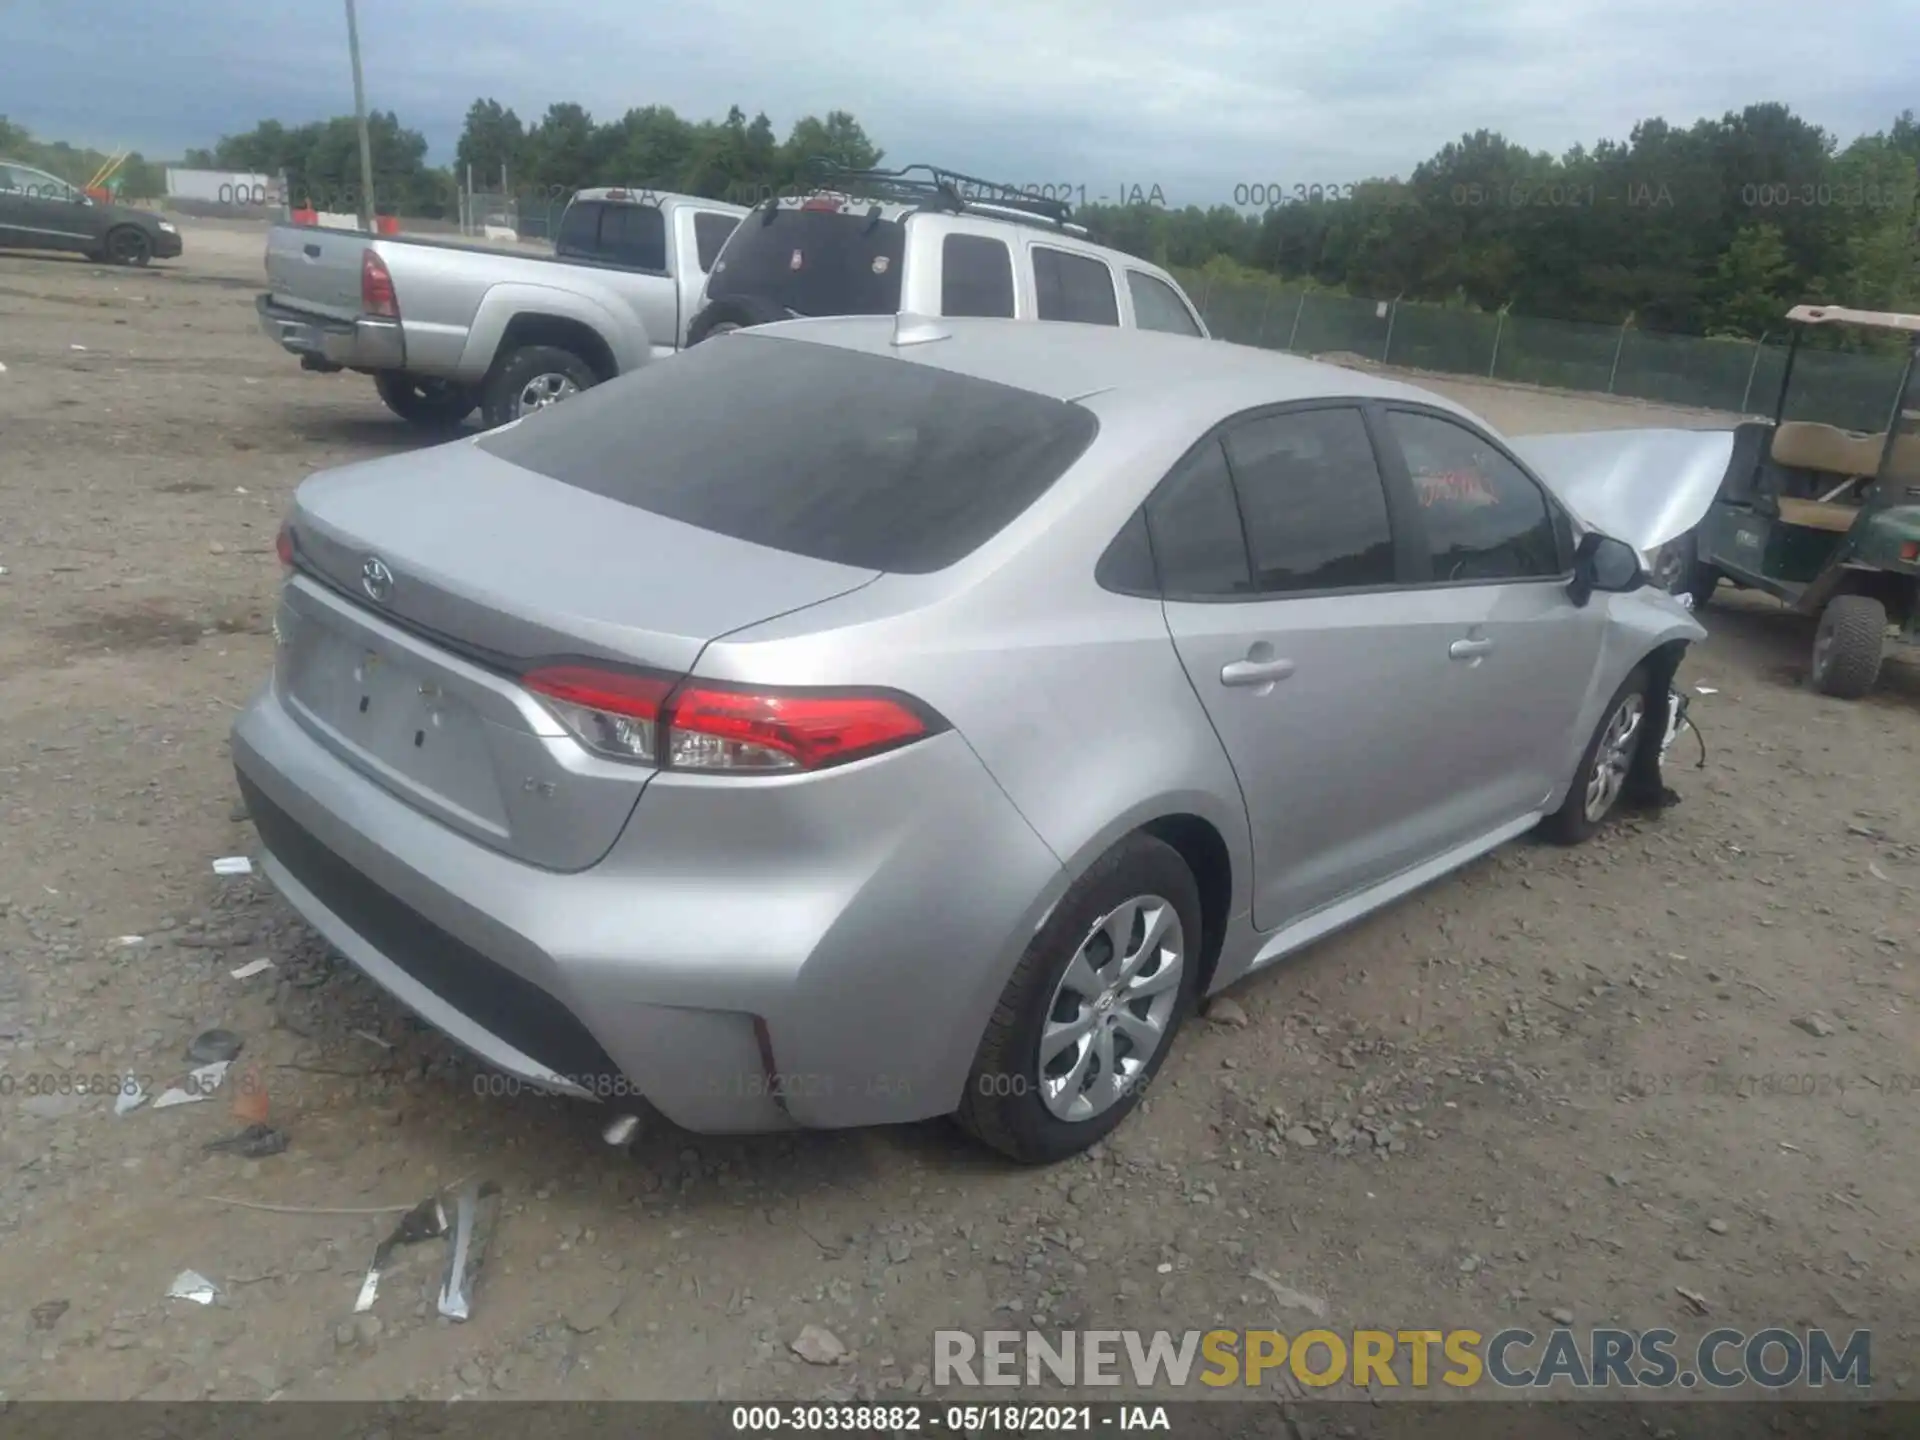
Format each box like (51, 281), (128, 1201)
(801, 159), (1079, 231)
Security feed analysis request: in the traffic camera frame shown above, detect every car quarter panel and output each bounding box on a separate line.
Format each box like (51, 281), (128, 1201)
(687, 395), (1262, 976)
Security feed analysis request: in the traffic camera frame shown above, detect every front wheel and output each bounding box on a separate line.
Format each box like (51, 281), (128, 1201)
(1541, 666), (1650, 846)
(479, 345), (598, 428)
(1653, 532), (1717, 610)
(373, 373), (476, 430)
(103, 226), (152, 267)
(1809, 594), (1886, 699)
(955, 833), (1201, 1164)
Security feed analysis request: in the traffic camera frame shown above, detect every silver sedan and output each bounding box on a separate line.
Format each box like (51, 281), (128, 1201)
(232, 316), (1703, 1163)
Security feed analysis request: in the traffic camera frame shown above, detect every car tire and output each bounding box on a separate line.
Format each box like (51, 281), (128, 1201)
(373, 373), (476, 431)
(480, 345), (598, 428)
(1541, 665), (1652, 846)
(955, 832), (1202, 1165)
(686, 295), (789, 346)
(103, 226), (152, 267)
(1809, 594), (1886, 699)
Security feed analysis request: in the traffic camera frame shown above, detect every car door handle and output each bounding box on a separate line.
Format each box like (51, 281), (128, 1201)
(1448, 638), (1495, 660)
(1220, 658), (1296, 687)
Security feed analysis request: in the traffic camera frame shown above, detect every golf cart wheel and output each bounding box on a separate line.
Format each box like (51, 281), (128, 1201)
(1541, 665), (1651, 846)
(955, 832), (1201, 1165)
(1810, 595), (1886, 699)
(1677, 533), (1719, 610)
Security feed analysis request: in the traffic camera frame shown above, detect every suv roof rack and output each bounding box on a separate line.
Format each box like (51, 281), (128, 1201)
(801, 159), (1086, 235)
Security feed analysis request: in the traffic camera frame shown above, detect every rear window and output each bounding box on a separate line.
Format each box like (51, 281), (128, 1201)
(1033, 247), (1119, 326)
(475, 335), (1099, 574)
(704, 207), (905, 317)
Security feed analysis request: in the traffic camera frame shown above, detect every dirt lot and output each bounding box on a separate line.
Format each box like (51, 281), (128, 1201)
(1, 222), (1916, 1412)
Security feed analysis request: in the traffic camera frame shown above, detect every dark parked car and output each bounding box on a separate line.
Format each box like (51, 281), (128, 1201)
(0, 161), (182, 265)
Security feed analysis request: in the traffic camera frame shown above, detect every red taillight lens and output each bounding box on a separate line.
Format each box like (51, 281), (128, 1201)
(800, 196), (841, 212)
(1902, 540), (1919, 564)
(275, 523), (294, 567)
(524, 665), (672, 764)
(521, 665), (936, 773)
(361, 249), (398, 318)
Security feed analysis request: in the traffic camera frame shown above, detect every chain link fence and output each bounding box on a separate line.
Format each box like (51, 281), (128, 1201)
(1177, 268), (1909, 431)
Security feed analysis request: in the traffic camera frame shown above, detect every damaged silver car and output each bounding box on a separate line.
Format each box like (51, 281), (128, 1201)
(233, 317), (1704, 1164)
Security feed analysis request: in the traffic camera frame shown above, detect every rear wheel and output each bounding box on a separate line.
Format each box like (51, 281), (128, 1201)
(686, 295), (790, 346)
(956, 833), (1201, 1165)
(373, 373), (476, 430)
(479, 345), (598, 428)
(1809, 595), (1885, 699)
(1541, 666), (1650, 846)
(103, 226), (152, 267)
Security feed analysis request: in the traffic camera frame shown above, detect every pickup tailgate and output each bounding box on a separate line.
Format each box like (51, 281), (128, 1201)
(266, 224), (370, 321)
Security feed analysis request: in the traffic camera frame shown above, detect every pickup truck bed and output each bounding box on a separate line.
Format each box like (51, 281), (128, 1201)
(257, 190), (747, 429)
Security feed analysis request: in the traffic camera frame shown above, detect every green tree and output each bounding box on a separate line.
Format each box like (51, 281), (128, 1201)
(1708, 223), (1795, 337)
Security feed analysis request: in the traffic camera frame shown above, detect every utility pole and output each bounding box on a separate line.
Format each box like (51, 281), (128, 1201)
(344, 0), (377, 230)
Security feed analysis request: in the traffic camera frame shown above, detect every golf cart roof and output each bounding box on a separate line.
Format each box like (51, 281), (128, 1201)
(1785, 304), (1920, 335)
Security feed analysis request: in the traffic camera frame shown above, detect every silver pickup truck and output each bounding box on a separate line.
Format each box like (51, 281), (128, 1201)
(256, 189), (747, 429)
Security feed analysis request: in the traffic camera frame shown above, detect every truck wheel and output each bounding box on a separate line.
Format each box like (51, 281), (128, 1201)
(955, 833), (1201, 1165)
(481, 346), (598, 428)
(373, 373), (476, 431)
(687, 295), (790, 346)
(1809, 595), (1886, 699)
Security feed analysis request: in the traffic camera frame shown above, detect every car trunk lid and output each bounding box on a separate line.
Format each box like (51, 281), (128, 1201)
(276, 441), (880, 870)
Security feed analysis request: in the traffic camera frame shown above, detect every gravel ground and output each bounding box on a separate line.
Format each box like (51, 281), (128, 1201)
(0, 223), (1916, 1411)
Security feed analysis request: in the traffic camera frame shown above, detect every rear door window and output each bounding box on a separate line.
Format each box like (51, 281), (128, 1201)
(1145, 441), (1253, 597)
(704, 206), (906, 317)
(475, 334), (1098, 574)
(1127, 271), (1203, 336)
(941, 234), (1015, 318)
(1032, 247), (1120, 326)
(1222, 407), (1397, 593)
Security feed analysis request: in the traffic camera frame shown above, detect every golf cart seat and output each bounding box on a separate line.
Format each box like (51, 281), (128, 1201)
(1770, 421), (1884, 478)
(1775, 496), (1861, 533)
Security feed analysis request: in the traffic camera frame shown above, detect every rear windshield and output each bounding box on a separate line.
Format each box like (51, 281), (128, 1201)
(475, 335), (1098, 573)
(703, 207), (905, 317)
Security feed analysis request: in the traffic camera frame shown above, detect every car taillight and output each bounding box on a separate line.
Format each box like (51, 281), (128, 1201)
(275, 522), (294, 567)
(521, 665), (938, 773)
(1902, 540), (1919, 564)
(800, 196), (842, 212)
(361, 249), (398, 318)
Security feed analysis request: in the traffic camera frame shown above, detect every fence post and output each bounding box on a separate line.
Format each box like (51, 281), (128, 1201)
(1739, 331), (1769, 414)
(1488, 308), (1506, 379)
(1253, 277), (1276, 347)
(1286, 290), (1308, 352)
(1198, 273), (1214, 319)
(1381, 295), (1400, 365)
(1607, 314), (1631, 395)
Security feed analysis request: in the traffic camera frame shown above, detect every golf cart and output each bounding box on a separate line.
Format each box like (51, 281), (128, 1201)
(1667, 304), (1920, 698)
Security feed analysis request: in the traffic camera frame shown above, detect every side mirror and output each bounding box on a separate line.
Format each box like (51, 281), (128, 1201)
(1568, 532), (1646, 608)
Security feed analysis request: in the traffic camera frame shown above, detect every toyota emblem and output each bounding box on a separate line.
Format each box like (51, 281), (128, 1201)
(361, 556), (395, 603)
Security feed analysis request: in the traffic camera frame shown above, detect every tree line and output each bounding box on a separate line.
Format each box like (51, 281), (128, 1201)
(9, 97), (1916, 342)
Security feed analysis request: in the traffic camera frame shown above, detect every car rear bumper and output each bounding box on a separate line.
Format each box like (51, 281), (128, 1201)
(257, 294), (402, 371)
(230, 675), (1062, 1134)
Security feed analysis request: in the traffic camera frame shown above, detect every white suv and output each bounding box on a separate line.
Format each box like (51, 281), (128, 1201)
(687, 164), (1210, 345)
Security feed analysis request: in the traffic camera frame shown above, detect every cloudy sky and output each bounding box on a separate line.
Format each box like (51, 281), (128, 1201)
(3, 0), (1914, 204)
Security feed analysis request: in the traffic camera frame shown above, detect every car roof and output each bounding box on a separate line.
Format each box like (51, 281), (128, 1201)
(747, 314), (1478, 421)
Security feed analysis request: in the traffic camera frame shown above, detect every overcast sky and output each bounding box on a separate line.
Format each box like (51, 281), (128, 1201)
(3, 0), (1914, 204)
